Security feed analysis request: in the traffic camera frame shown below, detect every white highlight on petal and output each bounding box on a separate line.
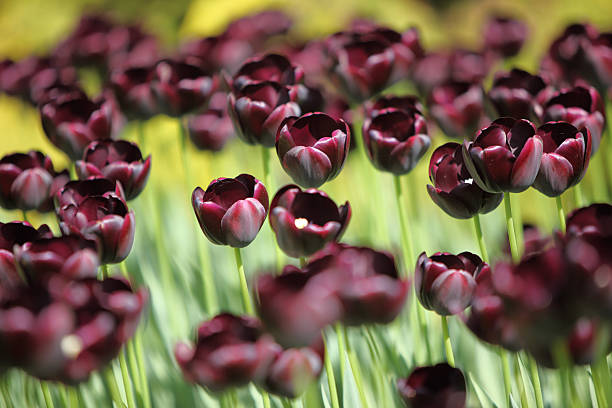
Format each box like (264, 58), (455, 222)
(294, 218), (309, 229)
(61, 334), (83, 359)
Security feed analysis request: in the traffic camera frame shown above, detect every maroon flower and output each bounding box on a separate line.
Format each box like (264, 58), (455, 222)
(231, 54), (303, 92)
(585, 33), (612, 92)
(462, 118), (543, 193)
(187, 92), (234, 152)
(397, 363), (466, 408)
(269, 185), (350, 258)
(415, 251), (487, 315)
(0, 151), (69, 212)
(180, 35), (254, 74)
(483, 16), (528, 58)
(487, 69), (552, 121)
(224, 10), (292, 47)
(57, 180), (134, 264)
(566, 203), (612, 238)
(192, 174), (268, 248)
(276, 113), (350, 188)
(533, 122), (591, 197)
(427, 142), (503, 219)
(228, 81), (301, 147)
(75, 140), (151, 200)
(174, 313), (278, 392)
(365, 94), (424, 118)
(362, 107), (430, 175)
(110, 66), (158, 120)
(52, 15), (115, 66)
(542, 85), (606, 154)
(429, 81), (486, 139)
(40, 94), (116, 161)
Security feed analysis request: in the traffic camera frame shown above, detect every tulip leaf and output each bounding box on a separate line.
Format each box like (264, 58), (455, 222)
(469, 373), (498, 408)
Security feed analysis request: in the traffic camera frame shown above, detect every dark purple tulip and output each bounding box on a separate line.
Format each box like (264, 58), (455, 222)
(15, 235), (99, 281)
(566, 203), (612, 238)
(75, 140), (151, 200)
(462, 118), (543, 193)
(416, 251), (487, 315)
(110, 66), (158, 120)
(57, 180), (134, 264)
(276, 113), (350, 188)
(487, 69), (552, 121)
(429, 81), (486, 139)
(40, 94), (115, 161)
(483, 16), (528, 58)
(269, 185), (350, 258)
(174, 313), (278, 392)
(532, 122), (591, 197)
(149, 59), (216, 117)
(188, 109), (234, 152)
(295, 84), (325, 114)
(256, 264), (343, 347)
(224, 10), (292, 47)
(192, 174), (268, 248)
(427, 142), (503, 219)
(362, 107), (430, 175)
(397, 363), (466, 408)
(365, 94), (424, 118)
(228, 81), (301, 147)
(52, 15), (115, 66)
(105, 25), (159, 71)
(502, 224), (552, 259)
(180, 35), (254, 74)
(231, 54), (303, 91)
(0, 151), (69, 212)
(585, 33), (612, 92)
(0, 276), (146, 383)
(543, 85), (606, 154)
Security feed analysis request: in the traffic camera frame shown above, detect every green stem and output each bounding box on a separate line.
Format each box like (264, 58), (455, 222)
(497, 348), (513, 408)
(591, 363), (608, 408)
(134, 331), (151, 408)
(322, 334), (340, 408)
(127, 341), (143, 407)
(261, 146), (272, 191)
(103, 367), (127, 408)
(344, 328), (368, 408)
(41, 382), (54, 408)
(261, 390), (271, 408)
(514, 355), (529, 408)
(101, 264), (109, 279)
(68, 387), (79, 408)
(552, 339), (576, 407)
(472, 214), (489, 263)
(528, 355), (544, 408)
(233, 247), (254, 315)
(335, 324), (346, 397)
(441, 316), (455, 367)
(503, 194), (520, 263)
(119, 351), (137, 408)
(556, 196), (566, 233)
(574, 183), (585, 208)
(21, 210), (29, 224)
(511, 193), (524, 258)
(59, 386), (69, 408)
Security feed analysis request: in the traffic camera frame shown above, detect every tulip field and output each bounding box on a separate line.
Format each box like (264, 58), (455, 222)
(2, 0), (612, 407)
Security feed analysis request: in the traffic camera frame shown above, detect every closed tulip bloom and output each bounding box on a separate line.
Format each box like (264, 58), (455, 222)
(174, 313), (278, 392)
(224, 10), (292, 47)
(269, 185), (350, 258)
(462, 118), (543, 193)
(75, 140), (151, 200)
(110, 66), (158, 120)
(228, 81), (301, 147)
(0, 151), (69, 212)
(429, 81), (486, 139)
(487, 69), (551, 120)
(276, 113), (350, 187)
(366, 94), (424, 118)
(187, 91), (234, 152)
(192, 174), (268, 248)
(15, 235), (99, 281)
(231, 54), (303, 91)
(566, 203), (612, 238)
(41, 95), (115, 161)
(532, 122), (591, 197)
(362, 107), (430, 175)
(415, 251), (488, 315)
(483, 16), (528, 58)
(397, 363), (467, 408)
(427, 142), (503, 219)
(56, 178), (125, 207)
(585, 33), (612, 92)
(543, 85), (606, 154)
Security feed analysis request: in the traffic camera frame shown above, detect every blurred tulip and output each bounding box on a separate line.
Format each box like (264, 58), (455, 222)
(174, 313), (278, 392)
(76, 140), (151, 200)
(110, 66), (158, 120)
(483, 16), (528, 58)
(427, 142), (503, 219)
(0, 151), (69, 212)
(362, 107), (430, 174)
(416, 251), (487, 315)
(224, 10), (292, 47)
(188, 110), (234, 152)
(192, 174), (268, 248)
(276, 113), (350, 187)
(365, 94), (424, 118)
(533, 122), (591, 197)
(585, 33), (612, 92)
(462, 117), (543, 193)
(487, 69), (552, 121)
(429, 81), (486, 139)
(566, 203), (612, 238)
(397, 363), (466, 408)
(228, 81), (301, 147)
(269, 185), (350, 258)
(231, 54), (303, 91)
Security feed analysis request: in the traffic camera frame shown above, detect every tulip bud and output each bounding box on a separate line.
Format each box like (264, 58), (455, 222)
(397, 363), (467, 408)
(429, 81), (486, 140)
(483, 16), (528, 58)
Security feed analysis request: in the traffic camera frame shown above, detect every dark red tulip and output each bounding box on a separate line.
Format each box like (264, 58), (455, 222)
(542, 85), (606, 154)
(0, 151), (69, 212)
(75, 140), (151, 200)
(365, 94), (424, 118)
(397, 363), (466, 408)
(566, 203), (612, 238)
(269, 185), (350, 258)
(313, 243), (409, 325)
(192, 174), (268, 248)
(427, 142), (503, 219)
(362, 107), (430, 175)
(57, 180), (134, 264)
(228, 81), (301, 147)
(483, 16), (528, 58)
(584, 33), (612, 92)
(174, 313), (278, 392)
(105, 25), (159, 71)
(15, 235), (99, 281)
(276, 113), (350, 188)
(502, 224), (552, 259)
(487, 69), (552, 121)
(295, 84), (325, 114)
(0, 276), (146, 384)
(416, 251), (487, 315)
(256, 264), (343, 347)
(429, 81), (486, 139)
(224, 10), (292, 47)
(231, 54), (303, 92)
(187, 109), (234, 152)
(462, 117), (543, 193)
(110, 65), (158, 120)
(180, 35), (255, 74)
(532, 122), (591, 197)
(40, 94), (116, 161)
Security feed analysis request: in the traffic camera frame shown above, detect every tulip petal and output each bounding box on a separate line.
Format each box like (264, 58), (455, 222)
(221, 198), (266, 248)
(282, 146), (332, 188)
(510, 135), (542, 192)
(533, 153), (573, 197)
